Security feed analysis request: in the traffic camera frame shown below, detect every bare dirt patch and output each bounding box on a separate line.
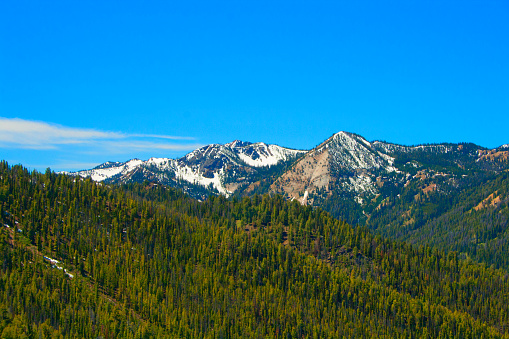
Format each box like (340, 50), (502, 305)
(271, 148), (331, 204)
(474, 192), (503, 211)
(477, 150), (509, 162)
(422, 183), (437, 194)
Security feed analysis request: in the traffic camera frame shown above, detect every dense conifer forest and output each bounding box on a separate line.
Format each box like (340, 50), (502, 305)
(1, 161), (509, 338)
(365, 171), (509, 270)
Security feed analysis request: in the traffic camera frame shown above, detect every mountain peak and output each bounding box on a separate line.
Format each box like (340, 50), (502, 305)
(332, 131), (372, 147)
(226, 140), (252, 148)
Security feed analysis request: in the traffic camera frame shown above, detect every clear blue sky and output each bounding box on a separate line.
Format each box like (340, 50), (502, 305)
(1, 1), (508, 171)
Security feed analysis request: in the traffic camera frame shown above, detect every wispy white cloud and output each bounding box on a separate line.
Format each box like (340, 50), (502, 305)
(0, 118), (121, 149)
(90, 140), (205, 154)
(0, 117), (199, 151)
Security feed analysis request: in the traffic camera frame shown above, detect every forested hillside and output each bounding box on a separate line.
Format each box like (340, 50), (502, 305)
(365, 167), (509, 270)
(2, 161), (509, 338)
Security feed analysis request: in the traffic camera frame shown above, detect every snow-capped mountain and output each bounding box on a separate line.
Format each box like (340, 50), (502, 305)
(270, 132), (401, 205)
(66, 141), (305, 197)
(67, 131), (509, 211)
(324, 132), (397, 172)
(70, 159), (145, 182)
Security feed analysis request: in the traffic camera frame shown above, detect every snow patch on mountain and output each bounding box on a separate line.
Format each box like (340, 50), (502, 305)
(146, 157), (174, 167)
(237, 143), (305, 167)
(75, 159), (144, 182)
(301, 190), (309, 205)
(344, 175), (377, 197)
(327, 132), (396, 172)
(372, 141), (453, 155)
(174, 165), (230, 195)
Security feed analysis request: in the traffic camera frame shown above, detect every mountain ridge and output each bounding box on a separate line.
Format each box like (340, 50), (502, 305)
(65, 131), (507, 204)
(63, 140), (305, 197)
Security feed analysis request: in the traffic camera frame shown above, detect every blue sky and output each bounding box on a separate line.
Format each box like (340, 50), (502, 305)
(1, 1), (508, 171)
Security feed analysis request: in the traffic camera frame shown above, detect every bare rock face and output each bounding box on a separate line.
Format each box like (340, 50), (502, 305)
(271, 140), (331, 205)
(271, 132), (397, 205)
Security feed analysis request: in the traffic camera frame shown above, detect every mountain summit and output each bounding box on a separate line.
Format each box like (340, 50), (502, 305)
(271, 131), (399, 205)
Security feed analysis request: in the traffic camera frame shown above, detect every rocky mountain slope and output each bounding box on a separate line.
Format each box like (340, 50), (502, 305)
(270, 131), (399, 205)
